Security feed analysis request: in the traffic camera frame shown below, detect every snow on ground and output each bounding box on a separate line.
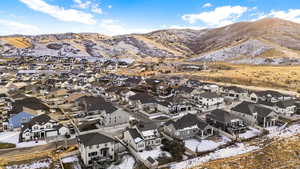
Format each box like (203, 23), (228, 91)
(62, 156), (79, 163)
(239, 127), (262, 139)
(6, 158), (52, 169)
(267, 124), (300, 139)
(171, 143), (259, 169)
(137, 146), (171, 160)
(108, 155), (135, 169)
(184, 136), (231, 152)
(0, 131), (46, 148)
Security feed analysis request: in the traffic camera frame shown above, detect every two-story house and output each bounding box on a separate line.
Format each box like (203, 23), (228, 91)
(136, 122), (161, 149)
(123, 128), (146, 152)
(77, 96), (129, 127)
(206, 109), (247, 134)
(193, 92), (224, 108)
(274, 100), (297, 117)
(20, 114), (69, 142)
(78, 132), (116, 167)
(231, 101), (279, 128)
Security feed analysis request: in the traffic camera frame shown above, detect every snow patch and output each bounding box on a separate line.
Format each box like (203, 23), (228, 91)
(184, 136), (231, 152)
(137, 147), (171, 160)
(0, 131), (46, 148)
(108, 155), (135, 169)
(6, 158), (52, 169)
(62, 156), (79, 163)
(171, 143), (259, 169)
(267, 124), (300, 139)
(239, 127), (262, 139)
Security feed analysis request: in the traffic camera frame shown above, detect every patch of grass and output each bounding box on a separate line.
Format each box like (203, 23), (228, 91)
(63, 163), (74, 169)
(0, 142), (16, 149)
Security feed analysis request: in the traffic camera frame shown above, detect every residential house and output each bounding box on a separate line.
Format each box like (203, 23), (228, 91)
(231, 101), (279, 128)
(206, 109), (247, 134)
(274, 100), (297, 117)
(163, 113), (214, 140)
(249, 90), (292, 103)
(77, 96), (130, 127)
(193, 92), (224, 108)
(135, 122), (161, 149)
(8, 111), (35, 129)
(123, 128), (146, 152)
(20, 114), (70, 142)
(78, 132), (116, 167)
(10, 97), (49, 116)
(220, 86), (249, 100)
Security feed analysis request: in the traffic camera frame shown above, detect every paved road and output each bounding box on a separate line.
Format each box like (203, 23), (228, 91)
(0, 138), (77, 157)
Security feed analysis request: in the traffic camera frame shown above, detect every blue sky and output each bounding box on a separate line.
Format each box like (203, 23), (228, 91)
(0, 0), (300, 35)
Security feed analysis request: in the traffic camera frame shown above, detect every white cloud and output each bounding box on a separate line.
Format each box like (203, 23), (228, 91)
(91, 4), (103, 14)
(97, 19), (158, 35)
(108, 5), (113, 9)
(19, 0), (96, 24)
(73, 0), (91, 9)
(73, 0), (103, 14)
(202, 3), (213, 8)
(0, 19), (40, 35)
(269, 9), (300, 23)
(182, 6), (248, 27)
(166, 25), (206, 30)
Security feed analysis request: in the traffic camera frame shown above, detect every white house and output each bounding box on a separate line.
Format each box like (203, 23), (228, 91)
(20, 114), (69, 142)
(78, 132), (116, 167)
(193, 92), (224, 107)
(274, 100), (297, 117)
(136, 122), (161, 149)
(123, 128), (146, 152)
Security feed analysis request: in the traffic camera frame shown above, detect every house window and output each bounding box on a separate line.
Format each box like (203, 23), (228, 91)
(88, 152), (97, 157)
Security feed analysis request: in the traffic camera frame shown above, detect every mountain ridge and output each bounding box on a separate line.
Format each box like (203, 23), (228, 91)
(1, 18), (300, 65)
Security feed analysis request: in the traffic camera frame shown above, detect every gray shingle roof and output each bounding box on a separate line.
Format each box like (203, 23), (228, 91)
(128, 128), (143, 140)
(172, 113), (208, 130)
(231, 101), (274, 118)
(78, 132), (115, 146)
(208, 109), (238, 123)
(275, 100), (296, 108)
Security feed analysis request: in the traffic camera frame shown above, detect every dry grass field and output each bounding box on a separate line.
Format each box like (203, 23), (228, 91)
(181, 63), (300, 93)
(192, 135), (300, 169)
(1, 37), (32, 48)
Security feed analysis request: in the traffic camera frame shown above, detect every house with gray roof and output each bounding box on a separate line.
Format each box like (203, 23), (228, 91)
(274, 100), (297, 117)
(76, 96), (129, 127)
(123, 128), (146, 152)
(163, 113), (213, 140)
(220, 86), (249, 100)
(78, 132), (116, 167)
(249, 90), (293, 103)
(193, 92), (224, 108)
(206, 109), (247, 134)
(20, 114), (69, 142)
(231, 101), (279, 128)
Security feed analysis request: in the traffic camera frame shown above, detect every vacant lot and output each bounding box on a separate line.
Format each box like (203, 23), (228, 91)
(177, 63), (300, 93)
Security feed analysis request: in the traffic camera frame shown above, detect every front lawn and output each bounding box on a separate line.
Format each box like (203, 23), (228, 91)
(0, 142), (16, 149)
